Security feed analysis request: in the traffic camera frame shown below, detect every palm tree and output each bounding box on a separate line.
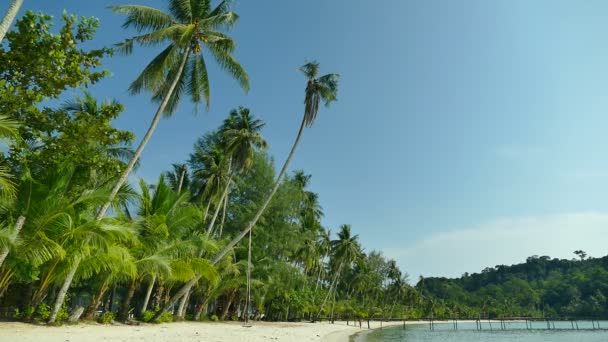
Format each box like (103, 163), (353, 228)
(96, 0), (249, 219)
(205, 107), (267, 237)
(0, 0), (23, 42)
(158, 61), (338, 319)
(164, 163), (190, 193)
(316, 224), (361, 321)
(191, 146), (230, 231)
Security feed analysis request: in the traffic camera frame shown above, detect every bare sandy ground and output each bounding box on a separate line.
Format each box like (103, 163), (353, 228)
(0, 320), (403, 342)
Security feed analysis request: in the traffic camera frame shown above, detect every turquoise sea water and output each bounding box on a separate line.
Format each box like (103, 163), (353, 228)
(359, 321), (608, 342)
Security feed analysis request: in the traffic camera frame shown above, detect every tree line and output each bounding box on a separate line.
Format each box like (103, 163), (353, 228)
(1, 0), (605, 326)
(0, 1), (418, 324)
(418, 253), (608, 319)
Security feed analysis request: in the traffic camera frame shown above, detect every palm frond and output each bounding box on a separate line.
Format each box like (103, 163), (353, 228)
(111, 5), (174, 32)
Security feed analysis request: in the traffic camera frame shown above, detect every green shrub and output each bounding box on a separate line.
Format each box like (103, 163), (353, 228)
(210, 314), (219, 322)
(35, 304), (51, 320)
(98, 311), (115, 324)
(156, 311), (173, 323)
(56, 306), (69, 322)
(141, 310), (155, 322)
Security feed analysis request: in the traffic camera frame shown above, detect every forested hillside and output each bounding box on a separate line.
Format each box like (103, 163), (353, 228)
(418, 253), (608, 319)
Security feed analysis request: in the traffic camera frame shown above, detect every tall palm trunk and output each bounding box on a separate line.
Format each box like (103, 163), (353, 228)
(96, 48), (191, 220)
(176, 282), (194, 319)
(193, 294), (211, 321)
(220, 289), (237, 320)
(118, 279), (137, 321)
(177, 168), (186, 193)
(157, 116), (308, 320)
(206, 162), (231, 236)
(140, 274), (155, 315)
(0, 215), (25, 268)
(0, 0), (23, 42)
(202, 200), (211, 225)
(218, 190), (229, 237)
(243, 229), (252, 324)
(84, 278), (110, 320)
(315, 261), (343, 321)
(48, 257), (81, 324)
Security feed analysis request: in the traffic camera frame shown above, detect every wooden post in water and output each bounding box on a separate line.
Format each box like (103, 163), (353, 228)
(380, 320), (383, 330)
(571, 320), (575, 330)
(403, 319), (405, 330)
(575, 320), (579, 330)
(551, 321), (555, 330)
(367, 319), (370, 329)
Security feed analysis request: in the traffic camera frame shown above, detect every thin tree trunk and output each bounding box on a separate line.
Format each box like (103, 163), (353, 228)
(0, 0), (23, 42)
(202, 200), (211, 225)
(96, 48), (191, 220)
(206, 164), (231, 236)
(140, 275), (155, 315)
(218, 189), (229, 237)
(176, 282), (194, 319)
(48, 257), (81, 324)
(243, 228), (252, 324)
(221, 290), (236, 320)
(177, 168), (186, 193)
(157, 116), (308, 320)
(194, 295), (211, 321)
(315, 262), (343, 321)
(0, 215), (26, 269)
(118, 279), (137, 321)
(84, 279), (110, 320)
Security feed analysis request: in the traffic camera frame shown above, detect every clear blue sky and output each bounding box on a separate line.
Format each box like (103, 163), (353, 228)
(11, 0), (608, 280)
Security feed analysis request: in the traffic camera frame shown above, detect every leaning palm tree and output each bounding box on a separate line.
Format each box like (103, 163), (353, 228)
(96, 0), (249, 219)
(158, 62), (338, 317)
(0, 0), (23, 42)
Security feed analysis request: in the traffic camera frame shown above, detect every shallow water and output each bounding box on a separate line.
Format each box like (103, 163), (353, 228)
(360, 321), (608, 342)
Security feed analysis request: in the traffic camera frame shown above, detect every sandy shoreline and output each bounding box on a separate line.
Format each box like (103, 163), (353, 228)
(0, 319), (520, 341)
(0, 320), (394, 342)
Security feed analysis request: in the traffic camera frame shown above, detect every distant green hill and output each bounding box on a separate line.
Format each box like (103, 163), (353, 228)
(417, 254), (608, 319)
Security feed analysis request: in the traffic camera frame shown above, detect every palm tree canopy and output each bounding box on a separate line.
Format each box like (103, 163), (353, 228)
(220, 107), (267, 173)
(331, 224), (362, 268)
(300, 61), (339, 127)
(112, 0), (249, 114)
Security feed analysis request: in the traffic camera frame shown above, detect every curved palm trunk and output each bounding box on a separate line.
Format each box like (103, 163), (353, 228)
(140, 274), (156, 315)
(175, 282), (194, 319)
(0, 215), (25, 268)
(220, 289), (237, 320)
(0, 0), (23, 42)
(177, 168), (186, 193)
(84, 278), (110, 320)
(157, 116), (308, 321)
(243, 229), (252, 324)
(218, 190), (229, 237)
(315, 261), (343, 321)
(206, 163), (231, 236)
(118, 279), (137, 321)
(48, 257), (81, 324)
(96, 48), (191, 220)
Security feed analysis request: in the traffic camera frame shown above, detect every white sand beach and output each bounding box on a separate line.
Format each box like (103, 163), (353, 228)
(0, 320), (407, 342)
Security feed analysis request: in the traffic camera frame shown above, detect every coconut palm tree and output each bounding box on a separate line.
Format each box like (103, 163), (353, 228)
(0, 0), (23, 42)
(96, 0), (249, 219)
(164, 163), (190, 193)
(210, 61), (337, 260)
(191, 146), (230, 231)
(205, 107), (267, 237)
(158, 62), (338, 318)
(316, 224), (361, 321)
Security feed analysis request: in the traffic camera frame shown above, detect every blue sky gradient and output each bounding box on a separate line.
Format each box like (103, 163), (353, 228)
(10, 0), (608, 279)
